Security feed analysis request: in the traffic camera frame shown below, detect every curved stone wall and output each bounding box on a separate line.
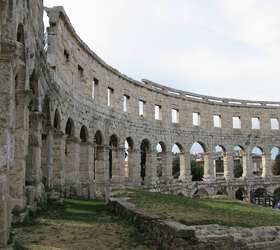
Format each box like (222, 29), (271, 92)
(1, 1), (280, 247)
(45, 6), (280, 198)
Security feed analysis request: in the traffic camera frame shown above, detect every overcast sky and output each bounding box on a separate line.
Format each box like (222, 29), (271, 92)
(44, 0), (280, 102)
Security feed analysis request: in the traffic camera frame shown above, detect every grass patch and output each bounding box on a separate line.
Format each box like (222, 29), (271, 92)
(116, 189), (280, 228)
(14, 199), (153, 250)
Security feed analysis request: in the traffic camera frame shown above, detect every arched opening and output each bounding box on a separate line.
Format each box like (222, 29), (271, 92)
(233, 146), (244, 178)
(41, 96), (52, 190)
(271, 147), (280, 176)
(214, 145), (226, 178)
(94, 130), (105, 197)
(190, 142), (205, 181)
(193, 188), (209, 198)
(125, 137), (134, 179)
(109, 134), (118, 180)
(273, 188), (280, 204)
(140, 139), (150, 183)
(53, 109), (61, 130)
(65, 118), (75, 159)
(235, 188), (246, 201)
(65, 118), (75, 138)
(80, 126), (88, 143)
(216, 187), (228, 196)
(172, 143), (183, 179)
(16, 23), (25, 44)
(156, 142), (166, 178)
(252, 146), (264, 176)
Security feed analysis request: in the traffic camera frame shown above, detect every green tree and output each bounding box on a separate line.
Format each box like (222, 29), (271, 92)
(234, 160), (243, 178)
(191, 160), (204, 181)
(272, 154), (280, 176)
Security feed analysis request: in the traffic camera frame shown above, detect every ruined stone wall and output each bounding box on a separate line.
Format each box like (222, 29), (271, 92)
(1, 1), (280, 248)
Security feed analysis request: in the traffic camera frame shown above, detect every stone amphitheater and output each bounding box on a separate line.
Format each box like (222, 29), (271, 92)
(1, 0), (280, 248)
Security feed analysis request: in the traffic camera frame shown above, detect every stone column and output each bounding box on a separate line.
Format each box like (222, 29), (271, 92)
(41, 129), (54, 191)
(224, 153), (234, 180)
(95, 145), (110, 198)
(145, 151), (159, 186)
(203, 153), (215, 181)
(127, 149), (142, 186)
(26, 111), (44, 204)
(52, 131), (65, 193)
(80, 141), (94, 198)
(111, 147), (125, 189)
(10, 89), (30, 209)
(262, 154), (272, 178)
(242, 151), (253, 179)
(162, 151), (173, 181)
(179, 152), (192, 181)
(64, 136), (80, 197)
(0, 173), (10, 249)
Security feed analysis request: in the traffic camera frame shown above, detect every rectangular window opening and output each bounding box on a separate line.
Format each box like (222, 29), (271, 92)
(193, 112), (200, 126)
(139, 100), (145, 117)
(172, 109), (179, 123)
(252, 117), (260, 130)
(123, 95), (130, 112)
(271, 118), (279, 130)
(233, 116), (241, 129)
(213, 115), (222, 128)
(107, 87), (113, 107)
(155, 105), (162, 120)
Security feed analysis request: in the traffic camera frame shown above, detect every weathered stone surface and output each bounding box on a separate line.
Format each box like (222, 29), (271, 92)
(2, 0), (280, 248)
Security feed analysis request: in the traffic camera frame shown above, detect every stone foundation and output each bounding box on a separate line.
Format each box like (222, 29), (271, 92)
(109, 197), (280, 250)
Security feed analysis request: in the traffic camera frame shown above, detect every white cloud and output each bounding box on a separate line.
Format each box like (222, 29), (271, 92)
(44, 0), (280, 101)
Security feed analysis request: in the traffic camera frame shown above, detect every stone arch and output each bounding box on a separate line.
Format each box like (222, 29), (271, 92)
(16, 23), (24, 44)
(172, 143), (184, 179)
(190, 142), (206, 181)
(214, 145), (226, 178)
(233, 145), (245, 178)
(273, 187), (280, 203)
(192, 188), (209, 198)
(53, 109), (61, 130)
(235, 187), (246, 201)
(125, 137), (134, 179)
(80, 125), (88, 143)
(156, 141), (167, 178)
(94, 130), (103, 145)
(109, 134), (119, 179)
(29, 70), (39, 111)
(65, 118), (75, 137)
(140, 139), (151, 182)
(251, 146), (264, 176)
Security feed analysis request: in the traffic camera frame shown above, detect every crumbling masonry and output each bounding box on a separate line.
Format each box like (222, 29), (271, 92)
(1, 1), (280, 248)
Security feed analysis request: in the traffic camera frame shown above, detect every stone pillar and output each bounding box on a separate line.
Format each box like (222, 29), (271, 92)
(10, 89), (30, 209)
(111, 147), (125, 189)
(127, 149), (142, 186)
(162, 151), (173, 181)
(262, 154), (272, 178)
(80, 141), (94, 198)
(242, 151), (253, 179)
(179, 152), (192, 181)
(0, 173), (10, 249)
(64, 136), (80, 197)
(41, 129), (54, 191)
(95, 145), (110, 198)
(52, 131), (65, 193)
(145, 151), (159, 186)
(224, 153), (234, 180)
(203, 153), (215, 181)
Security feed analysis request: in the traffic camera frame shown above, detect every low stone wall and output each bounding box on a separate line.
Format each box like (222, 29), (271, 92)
(109, 198), (280, 250)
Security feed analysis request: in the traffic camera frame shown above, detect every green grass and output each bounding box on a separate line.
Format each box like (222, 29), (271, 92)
(116, 189), (280, 228)
(14, 199), (153, 250)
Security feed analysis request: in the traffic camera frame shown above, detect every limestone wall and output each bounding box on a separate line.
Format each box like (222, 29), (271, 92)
(1, 1), (280, 247)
